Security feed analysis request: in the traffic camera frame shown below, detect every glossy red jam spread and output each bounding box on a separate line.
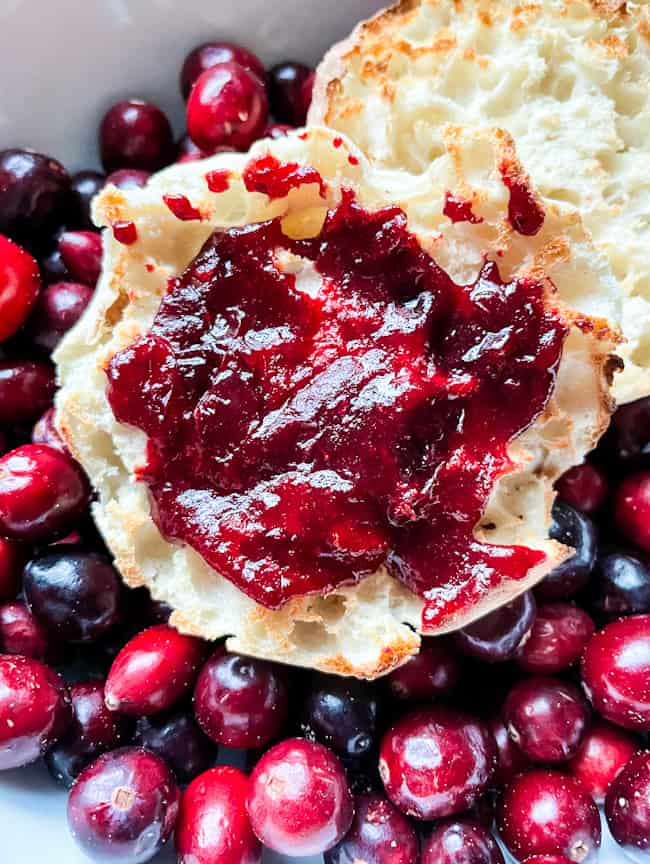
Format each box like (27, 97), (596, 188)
(106, 187), (566, 625)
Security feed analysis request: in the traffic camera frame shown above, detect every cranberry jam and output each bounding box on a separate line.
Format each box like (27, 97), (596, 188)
(106, 182), (566, 624)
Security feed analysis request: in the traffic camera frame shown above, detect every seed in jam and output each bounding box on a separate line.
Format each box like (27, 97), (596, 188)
(162, 194), (202, 221)
(112, 221), (138, 245)
(205, 170), (231, 193)
(499, 162), (545, 236)
(443, 192), (483, 225)
(242, 155), (327, 200)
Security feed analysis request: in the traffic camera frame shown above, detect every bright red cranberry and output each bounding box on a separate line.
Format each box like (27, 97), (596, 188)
(605, 750), (650, 860)
(180, 41), (266, 99)
(58, 230), (102, 286)
(105, 624), (205, 715)
(379, 707), (495, 820)
(0, 149), (71, 244)
(67, 747), (180, 863)
(176, 766), (261, 864)
(0, 360), (55, 424)
(581, 615), (650, 730)
(523, 857), (574, 864)
(616, 472), (650, 553)
(266, 123), (294, 139)
(269, 61), (314, 125)
(24, 548), (122, 643)
(32, 406), (66, 451)
(70, 170), (105, 230)
(325, 792), (419, 864)
(186, 62), (269, 152)
(0, 654), (71, 768)
(30, 280), (93, 351)
(0, 234), (41, 341)
(488, 714), (530, 785)
(587, 550), (650, 621)
(0, 538), (23, 600)
(387, 637), (462, 701)
(503, 677), (590, 763)
(497, 770), (601, 862)
(454, 591), (536, 662)
(134, 708), (215, 784)
(567, 720), (638, 803)
(0, 599), (60, 662)
(0, 444), (88, 542)
(247, 738), (353, 855)
(99, 100), (174, 173)
(106, 168), (151, 190)
(301, 674), (379, 758)
(515, 603), (595, 675)
(193, 645), (288, 748)
(422, 819), (504, 864)
(536, 502), (597, 599)
(608, 396), (650, 464)
(555, 464), (607, 514)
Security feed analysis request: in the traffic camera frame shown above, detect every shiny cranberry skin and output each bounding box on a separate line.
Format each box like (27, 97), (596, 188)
(609, 397), (650, 464)
(269, 61), (314, 125)
(106, 624), (205, 715)
(58, 230), (102, 286)
(0, 599), (59, 662)
(379, 707), (495, 820)
(32, 406), (66, 451)
(30, 280), (93, 351)
(0, 149), (71, 244)
(497, 770), (601, 862)
(24, 548), (122, 643)
(387, 637), (462, 701)
(325, 792), (419, 864)
(301, 673), (379, 758)
(0, 654), (71, 768)
(581, 615), (650, 730)
(0, 444), (88, 542)
(186, 62), (269, 152)
(504, 677), (590, 763)
(247, 737), (354, 855)
(133, 709), (214, 784)
(422, 819), (504, 864)
(180, 41), (266, 99)
(487, 714), (529, 786)
(536, 502), (597, 600)
(0, 234), (41, 342)
(587, 550), (650, 621)
(454, 591), (536, 662)
(616, 471), (650, 553)
(70, 170), (105, 230)
(567, 720), (638, 803)
(39, 244), (69, 283)
(67, 747), (180, 863)
(106, 168), (151, 190)
(193, 646), (288, 748)
(176, 765), (261, 864)
(0, 538), (23, 600)
(555, 464), (607, 514)
(523, 857), (574, 864)
(515, 603), (595, 675)
(605, 750), (650, 860)
(99, 100), (174, 173)
(0, 360), (55, 424)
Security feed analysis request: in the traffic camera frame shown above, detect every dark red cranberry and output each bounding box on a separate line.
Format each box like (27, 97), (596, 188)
(99, 100), (174, 173)
(515, 603), (595, 675)
(608, 396), (650, 464)
(496, 769), (601, 862)
(0, 360), (55, 423)
(32, 406), (66, 451)
(616, 471), (650, 553)
(0, 599), (60, 662)
(247, 737), (353, 855)
(266, 123), (294, 139)
(24, 548), (122, 643)
(555, 464), (607, 514)
(268, 61), (314, 125)
(180, 41), (266, 99)
(106, 168), (151, 190)
(176, 765), (261, 864)
(567, 720), (638, 803)
(325, 792), (419, 864)
(422, 819), (504, 864)
(587, 550), (650, 621)
(105, 624), (205, 715)
(379, 707), (495, 820)
(0, 234), (41, 341)
(387, 637), (461, 701)
(454, 591), (536, 662)
(29, 280), (93, 351)
(487, 714), (530, 786)
(0, 149), (71, 245)
(67, 747), (180, 862)
(193, 645), (288, 748)
(0, 444), (88, 542)
(605, 749), (650, 859)
(133, 708), (214, 784)
(536, 501), (597, 599)
(581, 614), (650, 729)
(503, 677), (590, 763)
(39, 245), (70, 283)
(58, 230), (102, 286)
(0, 654), (71, 768)
(301, 673), (379, 758)
(0, 538), (23, 600)
(70, 170), (105, 230)
(186, 62), (269, 152)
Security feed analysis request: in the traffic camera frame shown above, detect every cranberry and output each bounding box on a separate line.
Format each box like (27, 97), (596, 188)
(58, 230), (102, 286)
(422, 819), (504, 864)
(176, 135), (207, 162)
(105, 624), (205, 715)
(186, 62), (269, 152)
(301, 673), (379, 758)
(268, 61), (314, 125)
(0, 444), (88, 542)
(454, 591), (536, 662)
(70, 170), (105, 230)
(0, 599), (60, 662)
(0, 360), (55, 424)
(0, 538), (23, 600)
(0, 654), (71, 768)
(379, 707), (495, 820)
(0, 234), (41, 342)
(106, 168), (151, 190)
(515, 603), (595, 675)
(523, 858), (574, 864)
(32, 406), (66, 451)
(325, 792), (419, 864)
(29, 280), (93, 351)
(616, 471), (650, 553)
(581, 615), (650, 729)
(180, 41), (266, 99)
(388, 637), (462, 701)
(133, 708), (214, 784)
(266, 123), (294, 139)
(555, 464), (607, 514)
(194, 646), (287, 748)
(608, 396), (650, 464)
(488, 714), (530, 785)
(496, 769), (601, 862)
(587, 550), (650, 621)
(567, 720), (638, 803)
(176, 766), (261, 864)
(0, 149), (71, 245)
(99, 100), (174, 173)
(605, 749), (650, 860)
(39, 245), (70, 283)
(67, 747), (179, 863)
(536, 502), (597, 599)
